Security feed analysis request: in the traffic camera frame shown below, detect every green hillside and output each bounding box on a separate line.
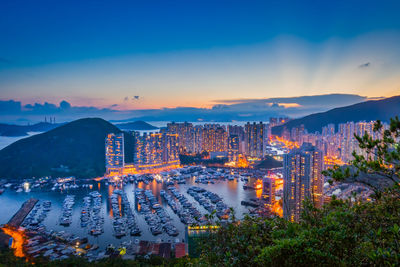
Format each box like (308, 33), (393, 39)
(0, 118), (133, 179)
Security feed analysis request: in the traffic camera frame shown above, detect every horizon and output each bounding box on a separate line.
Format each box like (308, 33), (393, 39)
(0, 1), (399, 263)
(1, 1), (400, 124)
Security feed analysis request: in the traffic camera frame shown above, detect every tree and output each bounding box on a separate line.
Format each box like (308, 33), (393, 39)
(323, 116), (400, 197)
(198, 117), (400, 266)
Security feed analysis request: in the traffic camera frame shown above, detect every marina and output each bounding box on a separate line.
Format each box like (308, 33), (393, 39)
(0, 166), (278, 260)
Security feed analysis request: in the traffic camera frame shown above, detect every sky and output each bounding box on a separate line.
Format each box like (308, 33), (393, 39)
(0, 0), (400, 123)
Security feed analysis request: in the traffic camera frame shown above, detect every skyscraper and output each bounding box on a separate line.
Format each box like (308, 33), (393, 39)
(244, 122), (265, 158)
(105, 133), (124, 173)
(201, 124), (227, 153)
(166, 122), (195, 153)
(262, 176), (276, 207)
(283, 143), (324, 222)
(228, 134), (239, 161)
(133, 132), (179, 168)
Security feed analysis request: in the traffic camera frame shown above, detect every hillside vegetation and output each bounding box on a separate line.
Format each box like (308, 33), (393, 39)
(0, 118), (133, 179)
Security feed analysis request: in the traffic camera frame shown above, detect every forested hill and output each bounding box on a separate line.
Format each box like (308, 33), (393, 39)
(0, 118), (133, 179)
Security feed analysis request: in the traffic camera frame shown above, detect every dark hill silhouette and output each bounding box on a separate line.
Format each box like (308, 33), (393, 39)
(0, 118), (133, 179)
(272, 95), (400, 135)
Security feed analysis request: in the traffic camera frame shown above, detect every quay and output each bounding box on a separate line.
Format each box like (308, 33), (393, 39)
(7, 198), (39, 228)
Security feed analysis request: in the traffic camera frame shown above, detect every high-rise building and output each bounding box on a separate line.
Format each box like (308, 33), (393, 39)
(338, 122), (356, 162)
(228, 134), (239, 161)
(133, 132), (179, 168)
(214, 127), (228, 152)
(166, 122), (195, 153)
(228, 125), (245, 153)
(201, 124), (227, 153)
(290, 125), (305, 144)
(283, 143), (324, 222)
(193, 125), (203, 153)
(163, 133), (180, 163)
(269, 117), (290, 127)
(322, 123), (335, 136)
(244, 122), (265, 158)
(105, 133), (124, 173)
(262, 177), (276, 207)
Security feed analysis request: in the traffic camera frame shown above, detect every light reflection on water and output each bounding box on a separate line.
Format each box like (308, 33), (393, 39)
(0, 177), (260, 249)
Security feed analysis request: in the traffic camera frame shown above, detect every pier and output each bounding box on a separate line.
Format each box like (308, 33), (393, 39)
(7, 198), (39, 228)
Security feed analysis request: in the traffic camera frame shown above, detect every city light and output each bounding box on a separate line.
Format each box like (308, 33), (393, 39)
(270, 135), (299, 149)
(2, 226), (26, 258)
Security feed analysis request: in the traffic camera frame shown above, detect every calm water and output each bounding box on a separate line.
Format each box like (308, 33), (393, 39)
(0, 177), (260, 249)
(0, 132), (41, 150)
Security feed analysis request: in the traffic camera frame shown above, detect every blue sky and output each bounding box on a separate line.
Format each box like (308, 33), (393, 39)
(0, 0), (400, 122)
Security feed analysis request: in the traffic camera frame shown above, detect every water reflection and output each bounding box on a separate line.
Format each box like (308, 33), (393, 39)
(0, 177), (261, 249)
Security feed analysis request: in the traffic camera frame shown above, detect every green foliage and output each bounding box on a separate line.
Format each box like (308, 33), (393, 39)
(199, 116), (400, 266)
(199, 187), (400, 266)
(323, 116), (400, 195)
(0, 249), (196, 267)
(0, 118), (135, 179)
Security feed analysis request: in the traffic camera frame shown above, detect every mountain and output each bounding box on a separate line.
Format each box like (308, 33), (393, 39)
(115, 120), (158, 131)
(0, 118), (133, 179)
(0, 122), (62, 137)
(272, 95), (400, 135)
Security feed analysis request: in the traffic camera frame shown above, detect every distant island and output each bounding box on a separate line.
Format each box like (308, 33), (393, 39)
(115, 120), (158, 131)
(0, 122), (62, 137)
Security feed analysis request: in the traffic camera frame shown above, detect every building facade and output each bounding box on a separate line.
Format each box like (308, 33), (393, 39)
(283, 143), (324, 222)
(105, 133), (125, 173)
(133, 132), (179, 169)
(244, 122), (265, 158)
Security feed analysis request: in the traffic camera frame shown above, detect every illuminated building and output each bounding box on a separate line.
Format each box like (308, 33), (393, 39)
(290, 125), (305, 144)
(214, 127), (228, 152)
(244, 122), (266, 158)
(228, 134), (239, 161)
(167, 122), (195, 153)
(193, 125), (203, 153)
(322, 124), (335, 136)
(201, 125), (227, 153)
(283, 143), (324, 222)
(339, 122), (356, 162)
(262, 177), (276, 207)
(133, 132), (180, 170)
(105, 133), (124, 174)
(228, 125), (245, 153)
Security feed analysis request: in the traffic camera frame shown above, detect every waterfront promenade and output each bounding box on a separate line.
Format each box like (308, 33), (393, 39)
(7, 198), (38, 228)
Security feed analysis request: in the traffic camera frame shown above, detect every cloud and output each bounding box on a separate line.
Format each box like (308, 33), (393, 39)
(0, 94), (372, 124)
(359, 62), (371, 68)
(60, 100), (71, 109)
(124, 96), (139, 101)
(214, 94), (367, 109)
(24, 102), (58, 113)
(0, 100), (22, 114)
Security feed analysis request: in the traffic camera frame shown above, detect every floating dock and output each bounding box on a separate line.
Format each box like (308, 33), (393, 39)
(7, 198), (39, 228)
